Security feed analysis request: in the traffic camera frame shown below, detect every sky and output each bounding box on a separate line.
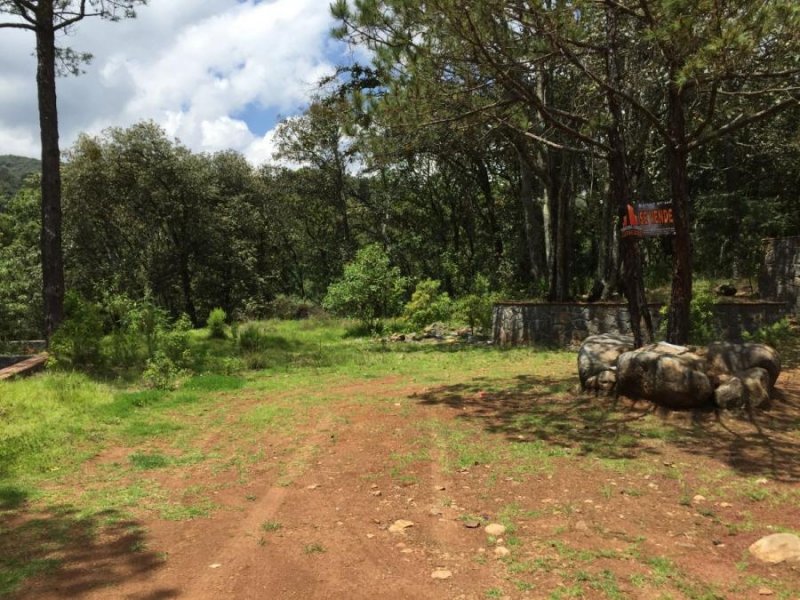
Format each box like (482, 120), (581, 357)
(0, 0), (363, 165)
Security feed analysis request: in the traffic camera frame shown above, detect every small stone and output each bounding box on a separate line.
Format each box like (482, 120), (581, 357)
(372, 490), (382, 497)
(463, 520), (481, 529)
(429, 508), (443, 517)
(371, 484), (379, 489)
(388, 519), (415, 533)
(720, 502), (733, 508)
(431, 569), (453, 580)
(692, 495), (706, 503)
(755, 478), (769, 484)
(435, 485), (446, 491)
(575, 520), (589, 532)
(749, 533), (800, 564)
(494, 546), (511, 557)
(306, 484), (320, 490)
(758, 588), (774, 596)
(484, 523), (506, 536)
(209, 563), (222, 569)
(366, 534), (375, 539)
(401, 548), (413, 554)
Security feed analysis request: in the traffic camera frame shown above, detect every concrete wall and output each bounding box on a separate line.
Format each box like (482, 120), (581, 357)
(492, 301), (790, 347)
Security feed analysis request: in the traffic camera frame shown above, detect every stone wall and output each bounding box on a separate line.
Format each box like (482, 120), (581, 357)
(760, 237), (800, 313)
(492, 301), (790, 347)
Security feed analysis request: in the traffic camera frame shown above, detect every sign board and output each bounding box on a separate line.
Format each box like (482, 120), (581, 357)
(621, 202), (675, 238)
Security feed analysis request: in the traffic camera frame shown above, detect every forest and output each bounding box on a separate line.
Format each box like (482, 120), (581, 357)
(1, 0), (799, 346)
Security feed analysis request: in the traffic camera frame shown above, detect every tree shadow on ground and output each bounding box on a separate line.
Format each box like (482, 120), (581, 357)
(414, 371), (800, 482)
(0, 490), (176, 599)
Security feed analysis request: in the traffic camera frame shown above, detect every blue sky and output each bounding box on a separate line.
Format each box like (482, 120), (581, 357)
(0, 0), (365, 164)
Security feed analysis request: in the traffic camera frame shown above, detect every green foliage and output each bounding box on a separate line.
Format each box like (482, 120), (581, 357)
(50, 292), (105, 369)
(455, 275), (498, 334)
(689, 287), (717, 345)
(743, 318), (795, 349)
(265, 295), (319, 320)
(0, 155), (40, 204)
(237, 322), (271, 353)
(323, 244), (407, 329)
(206, 308), (228, 339)
(402, 279), (453, 330)
(142, 351), (180, 390)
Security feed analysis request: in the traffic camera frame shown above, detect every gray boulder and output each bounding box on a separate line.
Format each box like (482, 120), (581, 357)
(740, 367), (771, 409)
(617, 342), (713, 409)
(578, 334), (634, 389)
(714, 376), (745, 410)
(705, 342), (781, 389)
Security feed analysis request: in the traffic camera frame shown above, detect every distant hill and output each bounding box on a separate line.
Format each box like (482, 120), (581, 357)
(0, 155), (40, 204)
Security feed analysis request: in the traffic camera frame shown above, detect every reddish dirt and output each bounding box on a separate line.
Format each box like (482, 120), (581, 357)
(10, 370), (800, 600)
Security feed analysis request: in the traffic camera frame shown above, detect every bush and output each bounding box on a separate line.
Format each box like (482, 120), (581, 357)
(266, 295), (319, 320)
(743, 318), (795, 348)
(50, 292), (105, 369)
(454, 275), (497, 334)
(159, 313), (193, 368)
(402, 279), (453, 330)
(323, 244), (407, 330)
(207, 307), (228, 339)
(142, 351), (180, 390)
(657, 285), (718, 344)
(237, 322), (270, 353)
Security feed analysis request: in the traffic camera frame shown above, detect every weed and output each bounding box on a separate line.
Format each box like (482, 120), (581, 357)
(261, 520), (282, 533)
(304, 543), (325, 554)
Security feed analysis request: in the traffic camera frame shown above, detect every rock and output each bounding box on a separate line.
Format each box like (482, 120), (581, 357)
(748, 533), (800, 564)
(575, 520), (589, 532)
(484, 523), (506, 536)
(740, 367), (771, 409)
(371, 490), (382, 497)
(390, 333), (406, 342)
(692, 495), (706, 503)
(617, 343), (713, 409)
(758, 587), (774, 596)
(494, 546), (511, 557)
(578, 334), (634, 389)
(463, 520), (481, 529)
(705, 342), (781, 389)
(716, 283), (737, 296)
(714, 376), (745, 409)
(597, 369), (617, 392)
(388, 519), (415, 533)
(431, 569), (452, 580)
(209, 563), (222, 569)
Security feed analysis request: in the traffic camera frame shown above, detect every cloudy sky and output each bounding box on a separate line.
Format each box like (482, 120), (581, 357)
(0, 0), (362, 165)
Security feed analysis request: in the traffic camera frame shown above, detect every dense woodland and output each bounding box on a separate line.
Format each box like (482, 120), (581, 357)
(1, 0), (799, 343)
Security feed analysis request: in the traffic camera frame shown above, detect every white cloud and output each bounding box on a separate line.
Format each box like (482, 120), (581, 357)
(0, 0), (354, 165)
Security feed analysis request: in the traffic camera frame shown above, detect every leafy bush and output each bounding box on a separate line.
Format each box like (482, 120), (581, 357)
(323, 244), (407, 330)
(50, 292), (105, 368)
(402, 279), (453, 330)
(142, 351), (180, 390)
(656, 285), (718, 344)
(454, 275), (498, 334)
(159, 313), (193, 368)
(743, 318), (795, 348)
(207, 307), (228, 339)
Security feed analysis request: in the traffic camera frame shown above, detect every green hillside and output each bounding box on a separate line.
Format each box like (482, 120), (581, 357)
(0, 155), (40, 204)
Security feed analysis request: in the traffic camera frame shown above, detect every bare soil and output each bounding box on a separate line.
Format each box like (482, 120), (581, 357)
(9, 370), (800, 600)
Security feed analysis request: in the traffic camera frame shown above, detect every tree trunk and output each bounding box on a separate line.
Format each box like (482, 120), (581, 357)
(604, 5), (652, 347)
(35, 5), (65, 341)
(515, 144), (547, 283)
(666, 83), (692, 345)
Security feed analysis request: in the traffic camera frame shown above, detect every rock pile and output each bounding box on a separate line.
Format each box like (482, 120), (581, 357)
(578, 334), (781, 409)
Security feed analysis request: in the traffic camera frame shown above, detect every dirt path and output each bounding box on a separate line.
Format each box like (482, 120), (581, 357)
(12, 370), (800, 600)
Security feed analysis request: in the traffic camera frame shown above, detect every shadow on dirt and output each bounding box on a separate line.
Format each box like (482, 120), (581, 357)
(414, 371), (800, 482)
(1, 492), (175, 599)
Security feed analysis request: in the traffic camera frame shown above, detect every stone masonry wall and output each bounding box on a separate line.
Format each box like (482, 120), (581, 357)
(760, 237), (800, 314)
(492, 301), (790, 347)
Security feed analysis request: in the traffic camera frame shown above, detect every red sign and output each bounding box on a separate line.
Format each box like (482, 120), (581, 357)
(621, 202), (675, 238)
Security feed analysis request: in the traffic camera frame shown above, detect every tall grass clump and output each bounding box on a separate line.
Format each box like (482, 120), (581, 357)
(206, 308), (228, 339)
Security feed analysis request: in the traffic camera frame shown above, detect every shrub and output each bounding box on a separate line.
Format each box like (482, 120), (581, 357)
(657, 285), (718, 344)
(454, 275), (498, 334)
(743, 318), (795, 348)
(159, 313), (193, 368)
(402, 279), (453, 330)
(207, 307), (228, 339)
(237, 322), (270, 353)
(142, 351), (180, 390)
(323, 244), (407, 330)
(50, 292), (105, 369)
(266, 295), (319, 320)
